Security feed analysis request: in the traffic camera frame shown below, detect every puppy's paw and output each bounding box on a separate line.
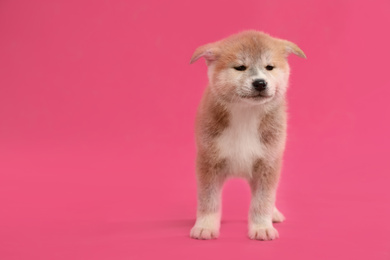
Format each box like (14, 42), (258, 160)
(190, 226), (219, 240)
(272, 208), (285, 223)
(248, 225), (279, 241)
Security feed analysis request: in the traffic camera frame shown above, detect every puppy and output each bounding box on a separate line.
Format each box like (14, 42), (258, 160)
(189, 30), (306, 240)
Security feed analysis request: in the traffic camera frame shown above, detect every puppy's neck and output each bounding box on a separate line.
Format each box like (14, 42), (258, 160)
(227, 102), (265, 121)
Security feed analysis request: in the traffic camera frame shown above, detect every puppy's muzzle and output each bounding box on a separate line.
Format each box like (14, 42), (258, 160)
(252, 79), (267, 92)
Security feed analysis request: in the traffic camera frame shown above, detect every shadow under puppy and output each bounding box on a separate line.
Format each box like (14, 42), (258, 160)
(190, 30), (306, 240)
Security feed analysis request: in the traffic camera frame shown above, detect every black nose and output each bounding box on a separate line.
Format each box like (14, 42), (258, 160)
(252, 79), (267, 91)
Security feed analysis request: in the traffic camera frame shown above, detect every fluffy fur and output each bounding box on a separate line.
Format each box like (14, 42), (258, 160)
(190, 30), (305, 240)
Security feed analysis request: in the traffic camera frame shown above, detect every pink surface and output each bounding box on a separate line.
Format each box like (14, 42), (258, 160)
(1, 0), (389, 259)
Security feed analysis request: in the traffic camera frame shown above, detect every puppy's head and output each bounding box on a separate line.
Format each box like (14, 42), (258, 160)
(191, 30), (306, 105)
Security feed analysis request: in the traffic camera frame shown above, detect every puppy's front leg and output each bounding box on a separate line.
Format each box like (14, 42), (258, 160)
(190, 160), (225, 240)
(248, 159), (281, 240)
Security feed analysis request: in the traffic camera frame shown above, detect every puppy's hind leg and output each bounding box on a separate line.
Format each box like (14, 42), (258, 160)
(272, 207), (285, 223)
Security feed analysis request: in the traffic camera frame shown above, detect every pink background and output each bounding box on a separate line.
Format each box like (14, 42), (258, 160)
(1, 0), (389, 259)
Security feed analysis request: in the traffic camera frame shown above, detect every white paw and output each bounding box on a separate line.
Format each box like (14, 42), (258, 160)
(248, 225), (279, 240)
(272, 208), (285, 223)
(190, 226), (219, 240)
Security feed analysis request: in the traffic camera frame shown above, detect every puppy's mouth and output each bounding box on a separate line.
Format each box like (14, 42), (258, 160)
(241, 93), (273, 100)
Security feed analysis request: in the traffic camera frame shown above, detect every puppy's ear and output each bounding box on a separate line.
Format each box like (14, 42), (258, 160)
(281, 40), (306, 59)
(190, 43), (219, 64)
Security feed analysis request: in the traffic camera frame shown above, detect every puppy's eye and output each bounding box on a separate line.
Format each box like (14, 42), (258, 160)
(234, 65), (247, 71)
(265, 65), (274, 71)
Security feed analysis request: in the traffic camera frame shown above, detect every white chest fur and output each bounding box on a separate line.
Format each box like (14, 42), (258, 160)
(216, 104), (264, 176)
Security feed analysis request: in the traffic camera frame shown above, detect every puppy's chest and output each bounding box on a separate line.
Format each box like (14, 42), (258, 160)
(216, 106), (264, 175)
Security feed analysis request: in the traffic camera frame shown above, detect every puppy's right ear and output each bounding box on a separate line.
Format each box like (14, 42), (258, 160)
(190, 43), (219, 64)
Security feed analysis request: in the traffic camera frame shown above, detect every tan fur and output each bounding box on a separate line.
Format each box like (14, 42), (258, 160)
(190, 30), (305, 240)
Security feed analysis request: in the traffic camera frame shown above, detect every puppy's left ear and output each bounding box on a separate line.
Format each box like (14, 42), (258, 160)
(190, 43), (219, 64)
(281, 40), (307, 59)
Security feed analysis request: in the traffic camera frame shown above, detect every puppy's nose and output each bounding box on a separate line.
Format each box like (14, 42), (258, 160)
(252, 79), (267, 91)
